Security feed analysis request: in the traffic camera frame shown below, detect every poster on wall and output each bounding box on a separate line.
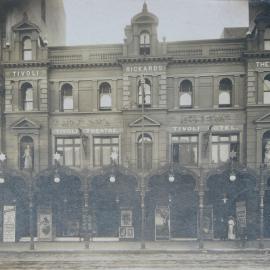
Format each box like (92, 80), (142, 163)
(155, 206), (170, 240)
(201, 206), (213, 240)
(3, 205), (16, 243)
(38, 208), (53, 241)
(236, 201), (247, 235)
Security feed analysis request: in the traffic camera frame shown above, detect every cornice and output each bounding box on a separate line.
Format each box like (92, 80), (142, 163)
(242, 51), (270, 59)
(50, 62), (121, 69)
(118, 56), (172, 63)
(2, 62), (49, 68)
(170, 57), (242, 64)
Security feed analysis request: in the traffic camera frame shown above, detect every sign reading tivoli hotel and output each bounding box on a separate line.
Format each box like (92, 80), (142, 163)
(1, 1), (270, 247)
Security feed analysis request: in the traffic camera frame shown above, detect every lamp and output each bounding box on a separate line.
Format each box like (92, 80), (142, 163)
(109, 175), (116, 183)
(229, 171), (236, 182)
(53, 152), (61, 183)
(229, 150), (237, 182)
(168, 174), (175, 183)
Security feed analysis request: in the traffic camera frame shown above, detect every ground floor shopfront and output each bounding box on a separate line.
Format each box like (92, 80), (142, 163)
(0, 164), (269, 248)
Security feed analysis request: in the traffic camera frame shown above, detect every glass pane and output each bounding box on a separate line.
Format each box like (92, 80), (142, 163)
(140, 32), (150, 44)
(212, 136), (218, 142)
(192, 145), (198, 164)
(264, 92), (270, 104)
(220, 136), (229, 142)
(220, 144), (230, 162)
(64, 147), (73, 166)
(100, 94), (112, 108)
(264, 77), (270, 91)
(94, 138), (101, 144)
(231, 135), (238, 142)
(94, 147), (100, 167)
(74, 147), (80, 166)
(64, 139), (73, 145)
(191, 136), (197, 142)
(212, 145), (218, 163)
(24, 39), (32, 49)
(25, 88), (33, 101)
(145, 95), (151, 105)
(63, 96), (73, 110)
(23, 51), (32, 61)
(25, 101), (33, 111)
(102, 146), (111, 165)
(219, 91), (231, 105)
(179, 136), (189, 143)
(102, 138), (110, 144)
(172, 136), (179, 142)
(112, 138), (119, 144)
(144, 144), (152, 169)
(172, 144), (179, 162)
(180, 93), (192, 106)
(57, 138), (64, 145)
(265, 40), (270, 50)
(74, 138), (80, 144)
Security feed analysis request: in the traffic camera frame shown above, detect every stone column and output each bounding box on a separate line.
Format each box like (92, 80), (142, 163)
(198, 169), (205, 249)
(259, 165), (265, 249)
(82, 179), (90, 249)
(29, 171), (35, 250)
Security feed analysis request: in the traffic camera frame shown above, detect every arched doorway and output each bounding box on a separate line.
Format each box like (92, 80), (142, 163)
(0, 173), (28, 242)
(206, 168), (258, 240)
(146, 167), (198, 241)
(35, 169), (83, 241)
(90, 168), (139, 240)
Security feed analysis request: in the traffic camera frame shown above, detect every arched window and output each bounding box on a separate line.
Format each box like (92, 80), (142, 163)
(139, 31), (150, 55)
(61, 83), (73, 111)
(219, 78), (232, 107)
(20, 136), (34, 170)
(138, 78), (151, 106)
(264, 74), (270, 104)
(265, 28), (270, 50)
(179, 80), (193, 107)
(21, 83), (33, 111)
(263, 131), (270, 166)
(137, 133), (152, 170)
(22, 37), (32, 61)
(99, 82), (112, 110)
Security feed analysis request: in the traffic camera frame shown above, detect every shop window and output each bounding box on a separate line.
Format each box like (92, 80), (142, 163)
(56, 137), (81, 167)
(21, 83), (33, 111)
(137, 133), (152, 170)
(179, 80), (193, 108)
(61, 83), (73, 111)
(265, 28), (270, 50)
(139, 31), (150, 55)
(219, 78), (232, 107)
(93, 136), (119, 167)
(264, 74), (270, 104)
(211, 134), (239, 163)
(99, 82), (112, 110)
(20, 136), (34, 170)
(22, 37), (32, 61)
(172, 135), (198, 166)
(138, 78), (151, 106)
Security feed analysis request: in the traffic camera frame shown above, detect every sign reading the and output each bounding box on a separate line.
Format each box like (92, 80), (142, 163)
(256, 62), (270, 68)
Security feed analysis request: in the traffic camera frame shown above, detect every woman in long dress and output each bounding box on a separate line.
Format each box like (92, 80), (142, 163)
(228, 216), (236, 240)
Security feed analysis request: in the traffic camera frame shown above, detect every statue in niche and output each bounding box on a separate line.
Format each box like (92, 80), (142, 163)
(264, 141), (270, 166)
(22, 144), (33, 169)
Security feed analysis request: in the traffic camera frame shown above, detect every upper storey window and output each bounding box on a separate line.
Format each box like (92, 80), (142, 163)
(139, 31), (150, 56)
(138, 78), (151, 106)
(61, 83), (73, 111)
(219, 78), (232, 107)
(264, 74), (270, 104)
(23, 37), (32, 61)
(179, 80), (193, 108)
(21, 83), (33, 111)
(99, 83), (112, 110)
(265, 28), (270, 50)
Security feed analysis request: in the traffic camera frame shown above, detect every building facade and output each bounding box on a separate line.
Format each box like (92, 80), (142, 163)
(0, 1), (270, 246)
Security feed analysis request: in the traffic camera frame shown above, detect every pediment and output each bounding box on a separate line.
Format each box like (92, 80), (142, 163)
(129, 115), (160, 127)
(12, 14), (40, 32)
(11, 118), (40, 130)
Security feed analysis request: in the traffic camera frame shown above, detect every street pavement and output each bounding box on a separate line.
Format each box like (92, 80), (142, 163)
(0, 241), (270, 270)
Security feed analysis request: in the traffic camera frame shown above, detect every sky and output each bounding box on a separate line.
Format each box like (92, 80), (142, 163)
(63, 0), (249, 45)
